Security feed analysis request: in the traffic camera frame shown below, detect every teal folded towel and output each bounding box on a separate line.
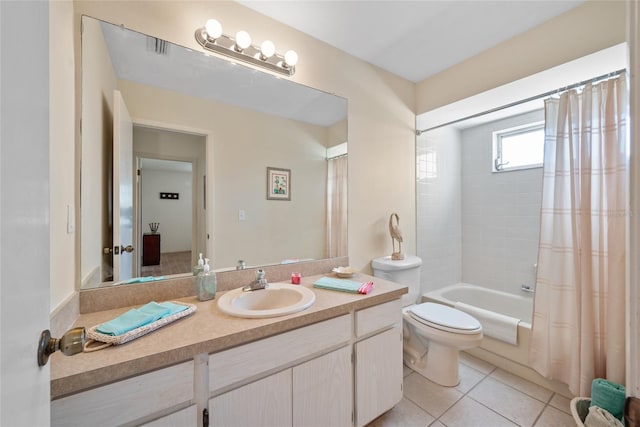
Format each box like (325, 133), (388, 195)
(123, 276), (166, 284)
(591, 378), (626, 420)
(313, 277), (361, 293)
(158, 301), (189, 316)
(96, 301), (186, 336)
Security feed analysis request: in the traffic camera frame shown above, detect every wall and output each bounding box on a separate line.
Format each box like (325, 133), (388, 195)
(140, 169), (193, 253)
(416, 126), (462, 293)
(461, 110), (543, 294)
(416, 1), (626, 114)
(50, 1), (77, 312)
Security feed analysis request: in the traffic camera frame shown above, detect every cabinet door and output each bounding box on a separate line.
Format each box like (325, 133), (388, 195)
(293, 345), (352, 427)
(209, 369), (292, 427)
(355, 326), (403, 427)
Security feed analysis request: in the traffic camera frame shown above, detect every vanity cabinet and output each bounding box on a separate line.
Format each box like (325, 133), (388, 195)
(209, 346), (352, 427)
(208, 315), (352, 427)
(51, 296), (404, 427)
(51, 361), (194, 427)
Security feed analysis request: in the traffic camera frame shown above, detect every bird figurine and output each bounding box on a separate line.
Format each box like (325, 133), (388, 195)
(388, 213), (405, 260)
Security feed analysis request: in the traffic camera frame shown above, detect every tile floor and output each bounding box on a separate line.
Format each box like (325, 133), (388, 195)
(140, 250), (192, 277)
(368, 353), (575, 427)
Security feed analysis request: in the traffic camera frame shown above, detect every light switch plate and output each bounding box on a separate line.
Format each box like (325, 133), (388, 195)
(66, 204), (75, 234)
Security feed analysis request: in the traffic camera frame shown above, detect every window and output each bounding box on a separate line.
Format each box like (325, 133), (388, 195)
(417, 150), (438, 180)
(492, 122), (544, 172)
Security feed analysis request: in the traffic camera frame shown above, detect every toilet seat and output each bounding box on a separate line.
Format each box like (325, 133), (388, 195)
(409, 302), (481, 335)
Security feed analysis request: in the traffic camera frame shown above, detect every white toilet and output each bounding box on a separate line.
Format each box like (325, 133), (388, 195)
(371, 256), (483, 387)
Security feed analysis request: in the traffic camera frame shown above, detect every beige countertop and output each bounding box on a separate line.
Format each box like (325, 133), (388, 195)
(51, 273), (406, 399)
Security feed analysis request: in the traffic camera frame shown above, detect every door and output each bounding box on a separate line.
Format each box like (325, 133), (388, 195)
(355, 326), (403, 426)
(1, 1), (51, 424)
(210, 369), (292, 426)
(293, 346), (352, 426)
(113, 90), (134, 281)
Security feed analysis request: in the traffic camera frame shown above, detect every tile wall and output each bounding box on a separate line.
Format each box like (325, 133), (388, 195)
(417, 109), (544, 296)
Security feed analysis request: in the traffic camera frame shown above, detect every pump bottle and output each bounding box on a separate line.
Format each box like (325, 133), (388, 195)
(196, 258), (217, 301)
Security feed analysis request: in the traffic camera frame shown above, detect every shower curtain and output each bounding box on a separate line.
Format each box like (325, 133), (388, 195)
(327, 155), (348, 257)
(529, 72), (628, 396)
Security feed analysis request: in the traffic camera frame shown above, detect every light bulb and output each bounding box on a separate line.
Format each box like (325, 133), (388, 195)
(204, 19), (222, 40)
(284, 50), (298, 67)
(260, 40), (275, 59)
(235, 30), (251, 51)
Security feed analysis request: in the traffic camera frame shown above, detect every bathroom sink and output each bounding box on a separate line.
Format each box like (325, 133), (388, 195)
(217, 283), (316, 318)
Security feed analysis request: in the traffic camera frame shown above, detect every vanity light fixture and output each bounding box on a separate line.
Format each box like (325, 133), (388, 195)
(195, 18), (297, 76)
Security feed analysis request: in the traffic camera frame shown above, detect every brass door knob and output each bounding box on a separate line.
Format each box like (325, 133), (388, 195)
(121, 245), (135, 253)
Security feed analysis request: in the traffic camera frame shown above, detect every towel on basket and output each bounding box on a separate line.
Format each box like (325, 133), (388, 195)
(591, 378), (626, 421)
(584, 405), (624, 427)
(96, 301), (187, 336)
(453, 302), (519, 345)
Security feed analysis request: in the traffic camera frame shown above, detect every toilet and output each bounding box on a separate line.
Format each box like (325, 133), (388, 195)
(371, 256), (483, 387)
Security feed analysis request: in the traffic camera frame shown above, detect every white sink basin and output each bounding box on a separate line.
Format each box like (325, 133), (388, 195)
(217, 283), (316, 318)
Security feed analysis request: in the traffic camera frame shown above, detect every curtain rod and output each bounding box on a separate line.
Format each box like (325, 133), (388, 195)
(415, 68), (625, 136)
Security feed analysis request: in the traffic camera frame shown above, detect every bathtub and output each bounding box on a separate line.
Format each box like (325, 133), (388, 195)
(422, 283), (533, 375)
(421, 283), (563, 390)
(424, 283), (533, 328)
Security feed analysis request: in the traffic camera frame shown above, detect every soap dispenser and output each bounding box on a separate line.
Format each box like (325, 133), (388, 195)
(193, 253), (204, 276)
(196, 258), (217, 301)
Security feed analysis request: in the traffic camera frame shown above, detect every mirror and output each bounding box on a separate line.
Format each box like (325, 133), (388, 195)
(80, 16), (348, 289)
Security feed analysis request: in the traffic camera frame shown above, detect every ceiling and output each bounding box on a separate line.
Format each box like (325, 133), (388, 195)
(238, 0), (585, 83)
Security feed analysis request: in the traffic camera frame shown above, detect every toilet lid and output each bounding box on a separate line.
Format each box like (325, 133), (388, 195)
(410, 302), (481, 331)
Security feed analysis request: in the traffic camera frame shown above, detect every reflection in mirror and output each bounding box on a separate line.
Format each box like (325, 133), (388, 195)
(80, 16), (348, 289)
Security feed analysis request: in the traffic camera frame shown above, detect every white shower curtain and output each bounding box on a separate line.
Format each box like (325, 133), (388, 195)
(529, 73), (628, 396)
(327, 155), (348, 257)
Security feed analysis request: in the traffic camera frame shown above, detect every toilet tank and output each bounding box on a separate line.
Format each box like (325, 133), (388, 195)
(371, 255), (422, 307)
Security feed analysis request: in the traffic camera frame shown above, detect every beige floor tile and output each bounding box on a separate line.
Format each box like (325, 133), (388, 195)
(549, 393), (572, 414)
(469, 377), (545, 427)
(403, 372), (464, 418)
(404, 364), (413, 378)
(367, 398), (435, 427)
(533, 405), (575, 427)
(490, 369), (553, 402)
(428, 421), (446, 427)
(459, 352), (496, 374)
(455, 363), (487, 394)
(439, 396), (519, 427)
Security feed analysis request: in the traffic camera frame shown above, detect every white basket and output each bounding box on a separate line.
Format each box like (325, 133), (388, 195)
(570, 397), (591, 427)
(84, 301), (196, 351)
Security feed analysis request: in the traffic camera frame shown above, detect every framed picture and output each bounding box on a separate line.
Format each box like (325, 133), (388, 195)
(267, 167), (291, 201)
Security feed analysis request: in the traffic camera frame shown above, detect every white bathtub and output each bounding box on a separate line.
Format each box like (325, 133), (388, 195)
(423, 283), (533, 370)
(424, 283), (533, 328)
(421, 283), (571, 395)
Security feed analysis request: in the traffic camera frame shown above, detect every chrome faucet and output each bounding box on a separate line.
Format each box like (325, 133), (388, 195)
(243, 269), (269, 292)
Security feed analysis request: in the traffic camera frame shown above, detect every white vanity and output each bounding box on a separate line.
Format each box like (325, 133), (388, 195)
(51, 273), (406, 427)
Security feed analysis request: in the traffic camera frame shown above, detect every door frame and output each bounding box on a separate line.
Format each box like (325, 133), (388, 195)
(131, 118), (214, 271)
(135, 153), (198, 275)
